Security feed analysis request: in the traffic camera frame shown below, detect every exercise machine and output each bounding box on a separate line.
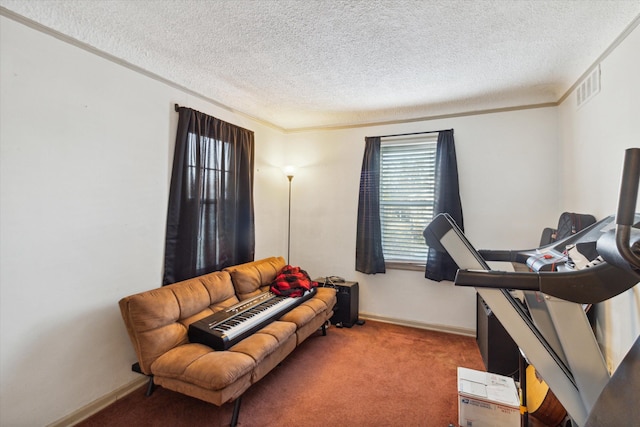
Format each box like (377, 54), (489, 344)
(423, 148), (640, 426)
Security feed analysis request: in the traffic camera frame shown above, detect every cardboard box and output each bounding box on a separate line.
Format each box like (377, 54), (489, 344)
(457, 367), (520, 427)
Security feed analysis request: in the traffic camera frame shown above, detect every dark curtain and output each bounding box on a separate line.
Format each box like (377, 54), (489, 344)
(425, 130), (463, 281)
(355, 137), (386, 274)
(163, 107), (255, 285)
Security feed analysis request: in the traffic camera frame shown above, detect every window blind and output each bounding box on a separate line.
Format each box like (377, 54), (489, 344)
(380, 137), (437, 263)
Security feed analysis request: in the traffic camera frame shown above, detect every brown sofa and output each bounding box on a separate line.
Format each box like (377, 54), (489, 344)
(119, 256), (337, 425)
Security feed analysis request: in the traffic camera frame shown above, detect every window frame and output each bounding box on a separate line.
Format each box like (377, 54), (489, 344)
(379, 134), (438, 270)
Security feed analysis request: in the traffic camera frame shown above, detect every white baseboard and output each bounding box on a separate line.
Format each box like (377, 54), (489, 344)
(47, 376), (147, 427)
(359, 312), (476, 337)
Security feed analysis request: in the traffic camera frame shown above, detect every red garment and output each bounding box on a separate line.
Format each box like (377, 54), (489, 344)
(270, 265), (318, 297)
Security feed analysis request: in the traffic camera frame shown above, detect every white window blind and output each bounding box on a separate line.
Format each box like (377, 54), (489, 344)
(380, 136), (437, 264)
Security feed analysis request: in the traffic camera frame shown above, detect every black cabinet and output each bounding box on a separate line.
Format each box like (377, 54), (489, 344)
(316, 279), (360, 328)
(476, 293), (519, 378)
(331, 281), (359, 327)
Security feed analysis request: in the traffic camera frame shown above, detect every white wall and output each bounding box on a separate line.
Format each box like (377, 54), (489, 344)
(0, 16), (286, 427)
(558, 22), (640, 371)
(286, 107), (560, 332)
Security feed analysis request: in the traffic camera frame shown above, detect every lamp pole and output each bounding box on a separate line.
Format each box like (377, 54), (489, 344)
(287, 173), (293, 265)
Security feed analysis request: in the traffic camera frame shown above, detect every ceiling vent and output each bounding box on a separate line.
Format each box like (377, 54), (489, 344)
(577, 64), (601, 108)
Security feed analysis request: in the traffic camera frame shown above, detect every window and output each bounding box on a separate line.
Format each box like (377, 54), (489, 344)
(356, 129), (460, 278)
(163, 106), (255, 285)
(186, 133), (231, 201)
(379, 135), (437, 267)
(184, 134), (233, 272)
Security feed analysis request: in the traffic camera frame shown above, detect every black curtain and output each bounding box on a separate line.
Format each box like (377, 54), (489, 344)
(163, 107), (255, 285)
(424, 130), (463, 281)
(355, 137), (386, 274)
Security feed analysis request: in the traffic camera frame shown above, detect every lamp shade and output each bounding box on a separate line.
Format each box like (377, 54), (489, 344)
(283, 165), (296, 178)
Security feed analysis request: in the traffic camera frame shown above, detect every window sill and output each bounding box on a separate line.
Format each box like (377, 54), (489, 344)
(384, 262), (425, 272)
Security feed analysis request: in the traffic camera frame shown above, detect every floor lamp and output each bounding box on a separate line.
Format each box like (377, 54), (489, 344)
(283, 166), (295, 264)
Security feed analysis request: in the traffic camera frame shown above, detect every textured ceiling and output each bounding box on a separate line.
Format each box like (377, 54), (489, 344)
(1, 1), (639, 130)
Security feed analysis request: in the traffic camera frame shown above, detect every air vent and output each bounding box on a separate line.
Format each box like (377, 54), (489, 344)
(576, 64), (601, 108)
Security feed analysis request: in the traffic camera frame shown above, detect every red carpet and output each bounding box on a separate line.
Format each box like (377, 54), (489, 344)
(78, 320), (484, 426)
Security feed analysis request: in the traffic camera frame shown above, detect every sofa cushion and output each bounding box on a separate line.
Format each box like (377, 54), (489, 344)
(119, 271), (238, 374)
(170, 277), (216, 319)
(278, 304), (316, 328)
(176, 272), (240, 328)
(278, 287), (336, 328)
(224, 257), (286, 300)
(199, 271), (239, 307)
(153, 373), (252, 407)
(229, 321), (296, 364)
(119, 287), (184, 374)
(151, 343), (255, 391)
(312, 287), (338, 309)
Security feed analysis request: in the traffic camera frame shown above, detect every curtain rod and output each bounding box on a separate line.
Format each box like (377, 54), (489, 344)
(369, 128), (453, 139)
(175, 104), (452, 135)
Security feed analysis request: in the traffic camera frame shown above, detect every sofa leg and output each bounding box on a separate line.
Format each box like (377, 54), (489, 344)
(145, 376), (155, 396)
(230, 397), (242, 427)
(132, 362), (156, 397)
(321, 320), (331, 336)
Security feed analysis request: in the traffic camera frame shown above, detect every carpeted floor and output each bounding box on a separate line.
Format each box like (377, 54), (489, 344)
(78, 320), (485, 427)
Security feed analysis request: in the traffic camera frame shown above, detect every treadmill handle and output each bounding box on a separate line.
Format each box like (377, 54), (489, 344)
(456, 261), (639, 304)
(615, 148), (640, 270)
(454, 269), (539, 291)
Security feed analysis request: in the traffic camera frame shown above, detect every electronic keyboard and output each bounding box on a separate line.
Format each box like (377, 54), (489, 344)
(188, 288), (316, 350)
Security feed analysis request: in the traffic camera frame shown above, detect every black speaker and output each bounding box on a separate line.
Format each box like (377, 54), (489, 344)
(330, 281), (359, 328)
(476, 293), (519, 378)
